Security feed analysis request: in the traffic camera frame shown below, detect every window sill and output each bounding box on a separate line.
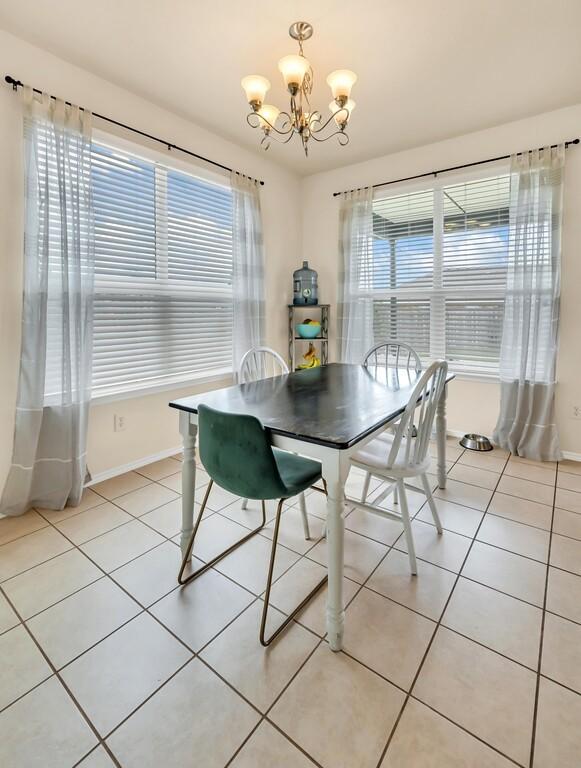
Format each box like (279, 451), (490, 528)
(449, 368), (499, 384)
(91, 369), (233, 405)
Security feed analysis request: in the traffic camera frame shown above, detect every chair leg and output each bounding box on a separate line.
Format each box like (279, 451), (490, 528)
(178, 481), (266, 586)
(260, 498), (327, 647)
(393, 486), (399, 505)
(361, 471), (372, 502)
(421, 473), (442, 534)
(398, 480), (417, 575)
(241, 498), (249, 510)
(298, 492), (310, 540)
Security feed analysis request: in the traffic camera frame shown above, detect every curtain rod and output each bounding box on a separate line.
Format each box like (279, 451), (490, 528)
(4, 75), (265, 186)
(332, 138), (580, 197)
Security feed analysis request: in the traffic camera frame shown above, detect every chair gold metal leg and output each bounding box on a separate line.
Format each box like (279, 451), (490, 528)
(260, 498), (327, 647)
(178, 481), (267, 586)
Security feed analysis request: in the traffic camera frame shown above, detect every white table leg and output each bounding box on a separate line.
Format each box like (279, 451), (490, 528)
(179, 411), (198, 558)
(436, 383), (448, 489)
(323, 451), (349, 651)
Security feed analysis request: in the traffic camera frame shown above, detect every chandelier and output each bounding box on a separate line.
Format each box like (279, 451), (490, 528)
(241, 21), (357, 156)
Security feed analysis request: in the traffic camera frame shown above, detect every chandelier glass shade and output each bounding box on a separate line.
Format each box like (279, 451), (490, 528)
(241, 21), (357, 156)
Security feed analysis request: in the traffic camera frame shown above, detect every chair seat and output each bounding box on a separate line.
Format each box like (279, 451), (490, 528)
(352, 434), (431, 477)
(273, 449), (322, 497)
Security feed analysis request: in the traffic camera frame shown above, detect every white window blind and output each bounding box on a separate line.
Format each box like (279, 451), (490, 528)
(371, 173), (510, 374)
(91, 141), (233, 396)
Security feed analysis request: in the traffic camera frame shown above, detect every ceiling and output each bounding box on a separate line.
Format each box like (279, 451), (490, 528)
(1, 0), (581, 175)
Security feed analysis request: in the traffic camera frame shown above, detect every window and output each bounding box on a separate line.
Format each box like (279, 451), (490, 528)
(371, 173), (510, 374)
(91, 141), (233, 396)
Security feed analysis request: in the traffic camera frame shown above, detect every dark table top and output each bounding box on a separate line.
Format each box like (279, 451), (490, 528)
(170, 363), (453, 450)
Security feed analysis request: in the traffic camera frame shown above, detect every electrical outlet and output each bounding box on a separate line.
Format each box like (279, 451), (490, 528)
(114, 414), (127, 432)
(573, 405), (581, 420)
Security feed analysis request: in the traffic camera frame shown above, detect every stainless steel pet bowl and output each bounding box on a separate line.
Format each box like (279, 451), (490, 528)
(459, 433), (493, 452)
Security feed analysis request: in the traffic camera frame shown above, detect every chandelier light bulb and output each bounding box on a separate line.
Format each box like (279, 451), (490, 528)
(326, 69), (357, 106)
(257, 104), (280, 130)
(278, 54), (311, 93)
(329, 100), (355, 128)
(241, 75), (271, 109)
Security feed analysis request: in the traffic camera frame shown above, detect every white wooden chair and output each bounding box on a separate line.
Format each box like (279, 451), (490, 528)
(346, 360), (448, 574)
(238, 346), (310, 539)
(361, 341), (422, 503)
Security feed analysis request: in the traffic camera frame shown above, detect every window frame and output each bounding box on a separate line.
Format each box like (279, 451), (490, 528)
(370, 162), (511, 379)
(90, 131), (235, 401)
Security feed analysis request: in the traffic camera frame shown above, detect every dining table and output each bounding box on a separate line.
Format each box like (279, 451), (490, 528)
(169, 362), (454, 651)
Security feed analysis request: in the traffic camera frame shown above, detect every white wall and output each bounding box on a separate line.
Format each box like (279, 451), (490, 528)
(0, 29), (302, 482)
(301, 105), (581, 455)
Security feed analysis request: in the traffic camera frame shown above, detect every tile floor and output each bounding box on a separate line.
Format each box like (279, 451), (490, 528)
(1, 446), (581, 767)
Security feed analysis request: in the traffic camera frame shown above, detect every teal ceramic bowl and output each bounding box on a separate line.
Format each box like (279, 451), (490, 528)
(296, 323), (321, 339)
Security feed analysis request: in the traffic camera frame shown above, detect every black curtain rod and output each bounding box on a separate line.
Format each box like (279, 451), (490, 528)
(332, 138), (580, 197)
(4, 75), (265, 186)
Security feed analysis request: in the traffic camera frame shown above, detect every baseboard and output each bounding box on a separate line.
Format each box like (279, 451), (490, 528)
(86, 445), (183, 486)
(562, 450), (581, 463)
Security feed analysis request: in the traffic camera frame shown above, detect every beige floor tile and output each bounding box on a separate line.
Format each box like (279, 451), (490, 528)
(202, 600), (319, 711)
(140, 497), (194, 539)
(61, 613), (191, 735)
(546, 566), (581, 624)
(395, 519), (471, 573)
(443, 577), (542, 668)
(458, 451), (507, 474)
(558, 459), (581, 476)
(533, 677), (581, 768)
(0, 510), (47, 546)
(78, 746), (117, 767)
(259, 505), (324, 555)
(553, 508), (581, 540)
(344, 506), (405, 545)
(270, 644), (405, 768)
(0, 527), (72, 582)
(136, 457), (182, 481)
(549, 534), (581, 576)
(27, 578), (141, 669)
(368, 548), (456, 621)
(0, 625), (52, 710)
(510, 455), (557, 469)
(496, 475), (554, 506)
(157, 468), (210, 493)
(343, 588), (435, 689)
(2, 549), (101, 621)
(80, 520), (164, 572)
(294, 488), (353, 521)
(150, 567), (254, 650)
(429, 442), (464, 462)
(91, 472), (151, 501)
(505, 460), (556, 486)
(448, 463), (499, 490)
(477, 514), (550, 562)
(308, 528), (388, 584)
(36, 488), (103, 522)
(0, 677), (97, 767)
(114, 484), (178, 517)
(218, 496), (281, 530)
(368, 483), (428, 516)
(555, 487), (581, 514)
(230, 721), (315, 768)
(55, 502), (133, 545)
(345, 467), (383, 500)
(416, 498), (483, 537)
(382, 697), (513, 767)
(111, 541), (183, 607)
(434, 478), (493, 511)
(181, 513), (249, 563)
(557, 470), (581, 493)
(107, 659), (259, 768)
(462, 541), (546, 606)
(0, 593), (18, 635)
(267, 556), (358, 636)
(414, 627), (536, 765)
(541, 613), (581, 694)
(216, 533), (301, 595)
(204, 483), (243, 512)
(487, 492), (552, 531)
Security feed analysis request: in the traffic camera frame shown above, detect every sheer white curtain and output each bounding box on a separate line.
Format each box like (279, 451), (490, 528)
(1, 87), (94, 516)
(337, 187), (374, 363)
(231, 172), (265, 376)
(492, 145), (565, 461)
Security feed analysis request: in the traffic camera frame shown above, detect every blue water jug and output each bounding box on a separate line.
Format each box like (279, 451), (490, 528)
(293, 261), (318, 305)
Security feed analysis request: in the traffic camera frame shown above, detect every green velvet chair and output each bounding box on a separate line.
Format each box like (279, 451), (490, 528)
(178, 404), (327, 646)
